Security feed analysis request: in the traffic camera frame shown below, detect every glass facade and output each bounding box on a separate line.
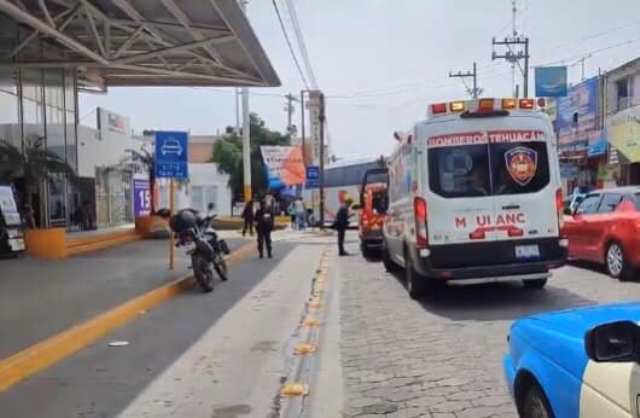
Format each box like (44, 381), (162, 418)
(0, 13), (79, 229)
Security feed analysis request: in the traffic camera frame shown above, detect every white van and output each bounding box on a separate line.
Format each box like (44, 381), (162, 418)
(382, 98), (567, 299)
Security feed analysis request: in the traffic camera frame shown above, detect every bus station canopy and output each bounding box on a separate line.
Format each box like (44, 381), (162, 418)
(0, 0), (280, 88)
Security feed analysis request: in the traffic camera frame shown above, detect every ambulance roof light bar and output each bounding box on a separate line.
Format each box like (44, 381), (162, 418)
(428, 98), (543, 118)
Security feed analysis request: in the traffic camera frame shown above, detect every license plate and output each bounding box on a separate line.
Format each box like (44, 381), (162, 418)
(9, 238), (25, 251)
(515, 244), (540, 259)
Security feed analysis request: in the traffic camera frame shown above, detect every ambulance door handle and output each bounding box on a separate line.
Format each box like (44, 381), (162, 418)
(502, 205), (520, 210)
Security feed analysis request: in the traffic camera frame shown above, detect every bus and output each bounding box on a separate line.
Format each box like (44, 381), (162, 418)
(304, 157), (385, 228)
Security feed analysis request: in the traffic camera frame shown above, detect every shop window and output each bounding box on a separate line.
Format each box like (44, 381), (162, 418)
(64, 70), (77, 172)
(0, 68), (20, 149)
(616, 78), (632, 111)
(45, 69), (65, 161)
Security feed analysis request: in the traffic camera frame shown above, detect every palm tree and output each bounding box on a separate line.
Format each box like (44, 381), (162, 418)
(125, 147), (157, 214)
(0, 135), (76, 228)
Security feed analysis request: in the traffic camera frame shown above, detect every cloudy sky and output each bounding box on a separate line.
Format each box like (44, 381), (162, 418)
(80, 0), (640, 160)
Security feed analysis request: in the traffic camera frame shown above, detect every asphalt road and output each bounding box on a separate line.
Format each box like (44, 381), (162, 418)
(0, 239), (326, 418)
(335, 236), (640, 418)
(0, 238), (246, 359)
(3, 231), (639, 418)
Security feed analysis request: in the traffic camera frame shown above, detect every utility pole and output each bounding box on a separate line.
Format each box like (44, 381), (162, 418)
(319, 92), (326, 230)
(449, 61), (480, 98)
(300, 90), (306, 165)
(492, 36), (530, 97)
(284, 93), (299, 135)
(578, 54), (592, 81)
(492, 0), (530, 97)
(234, 88), (240, 134)
(240, 0), (251, 202)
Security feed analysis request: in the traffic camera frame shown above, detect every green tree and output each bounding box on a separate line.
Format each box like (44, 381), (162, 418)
(212, 113), (290, 200)
(0, 136), (76, 228)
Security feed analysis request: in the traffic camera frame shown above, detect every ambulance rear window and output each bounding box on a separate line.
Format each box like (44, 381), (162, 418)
(428, 139), (550, 198)
(428, 145), (490, 198)
(492, 142), (549, 195)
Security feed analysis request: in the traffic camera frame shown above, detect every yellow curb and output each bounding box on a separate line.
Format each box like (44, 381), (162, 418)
(280, 383), (309, 397)
(0, 240), (255, 393)
(302, 316), (321, 327)
(293, 343), (317, 355)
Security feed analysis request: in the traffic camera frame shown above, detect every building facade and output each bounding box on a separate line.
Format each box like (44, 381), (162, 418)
(604, 57), (640, 185)
(0, 14), (79, 228)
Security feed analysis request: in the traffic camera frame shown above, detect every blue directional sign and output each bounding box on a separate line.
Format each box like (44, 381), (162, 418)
(535, 66), (568, 97)
(306, 165), (320, 188)
(155, 131), (189, 179)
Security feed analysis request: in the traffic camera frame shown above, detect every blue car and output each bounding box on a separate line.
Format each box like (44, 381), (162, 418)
(504, 302), (640, 418)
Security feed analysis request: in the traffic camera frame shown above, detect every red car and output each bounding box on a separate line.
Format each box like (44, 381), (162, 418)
(562, 187), (640, 280)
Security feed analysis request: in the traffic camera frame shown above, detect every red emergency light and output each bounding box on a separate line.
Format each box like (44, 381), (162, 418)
(519, 99), (535, 109)
(478, 98), (495, 112)
(431, 103), (447, 114)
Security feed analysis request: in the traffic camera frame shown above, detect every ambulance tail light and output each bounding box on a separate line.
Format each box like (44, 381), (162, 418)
(502, 98), (517, 110)
(556, 188), (565, 230)
(414, 197), (429, 248)
(519, 98), (535, 109)
(507, 226), (524, 237)
(478, 98), (495, 112)
(431, 103), (447, 114)
(469, 230), (486, 240)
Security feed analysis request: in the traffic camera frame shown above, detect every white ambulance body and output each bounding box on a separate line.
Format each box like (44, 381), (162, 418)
(383, 98), (568, 299)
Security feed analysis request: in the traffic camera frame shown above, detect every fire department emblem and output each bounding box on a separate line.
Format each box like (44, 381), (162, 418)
(505, 146), (537, 186)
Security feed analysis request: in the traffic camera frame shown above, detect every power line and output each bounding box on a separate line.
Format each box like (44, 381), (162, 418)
(271, 0), (309, 89)
(282, 0), (318, 89)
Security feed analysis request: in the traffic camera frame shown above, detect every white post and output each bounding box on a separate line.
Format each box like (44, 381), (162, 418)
(240, 0), (251, 202)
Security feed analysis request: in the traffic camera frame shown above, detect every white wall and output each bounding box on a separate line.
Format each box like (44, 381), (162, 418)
(157, 163), (232, 216)
(77, 124), (147, 178)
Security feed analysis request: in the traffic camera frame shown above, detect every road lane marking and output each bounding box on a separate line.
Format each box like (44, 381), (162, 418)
(0, 240), (255, 392)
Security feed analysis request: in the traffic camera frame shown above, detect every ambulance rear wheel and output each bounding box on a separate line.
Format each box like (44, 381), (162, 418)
(405, 253), (429, 299)
(382, 242), (401, 273)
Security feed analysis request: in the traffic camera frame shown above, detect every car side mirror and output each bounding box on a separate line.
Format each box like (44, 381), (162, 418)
(563, 208), (573, 216)
(585, 321), (640, 363)
(208, 202), (215, 211)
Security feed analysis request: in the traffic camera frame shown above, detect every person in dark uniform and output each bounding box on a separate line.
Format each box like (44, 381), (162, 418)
(334, 198), (353, 256)
(255, 198), (275, 258)
(241, 199), (254, 236)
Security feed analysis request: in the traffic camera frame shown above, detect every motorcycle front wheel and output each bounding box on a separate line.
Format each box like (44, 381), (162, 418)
(192, 254), (214, 292)
(213, 253), (228, 281)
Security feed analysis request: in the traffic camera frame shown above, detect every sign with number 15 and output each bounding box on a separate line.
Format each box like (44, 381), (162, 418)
(133, 179), (151, 217)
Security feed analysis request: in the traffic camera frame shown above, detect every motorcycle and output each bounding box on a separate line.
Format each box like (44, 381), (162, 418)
(168, 205), (230, 292)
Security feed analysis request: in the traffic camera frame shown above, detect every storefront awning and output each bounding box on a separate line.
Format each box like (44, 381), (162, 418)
(0, 0), (280, 88)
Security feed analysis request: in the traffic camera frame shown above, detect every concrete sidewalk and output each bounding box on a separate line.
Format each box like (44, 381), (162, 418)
(0, 237), (247, 360)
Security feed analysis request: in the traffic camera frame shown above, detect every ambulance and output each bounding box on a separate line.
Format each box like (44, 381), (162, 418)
(382, 98), (567, 299)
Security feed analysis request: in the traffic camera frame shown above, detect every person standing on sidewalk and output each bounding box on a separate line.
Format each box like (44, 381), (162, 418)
(255, 197), (275, 258)
(241, 199), (254, 236)
(294, 197), (306, 231)
(333, 198), (353, 256)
